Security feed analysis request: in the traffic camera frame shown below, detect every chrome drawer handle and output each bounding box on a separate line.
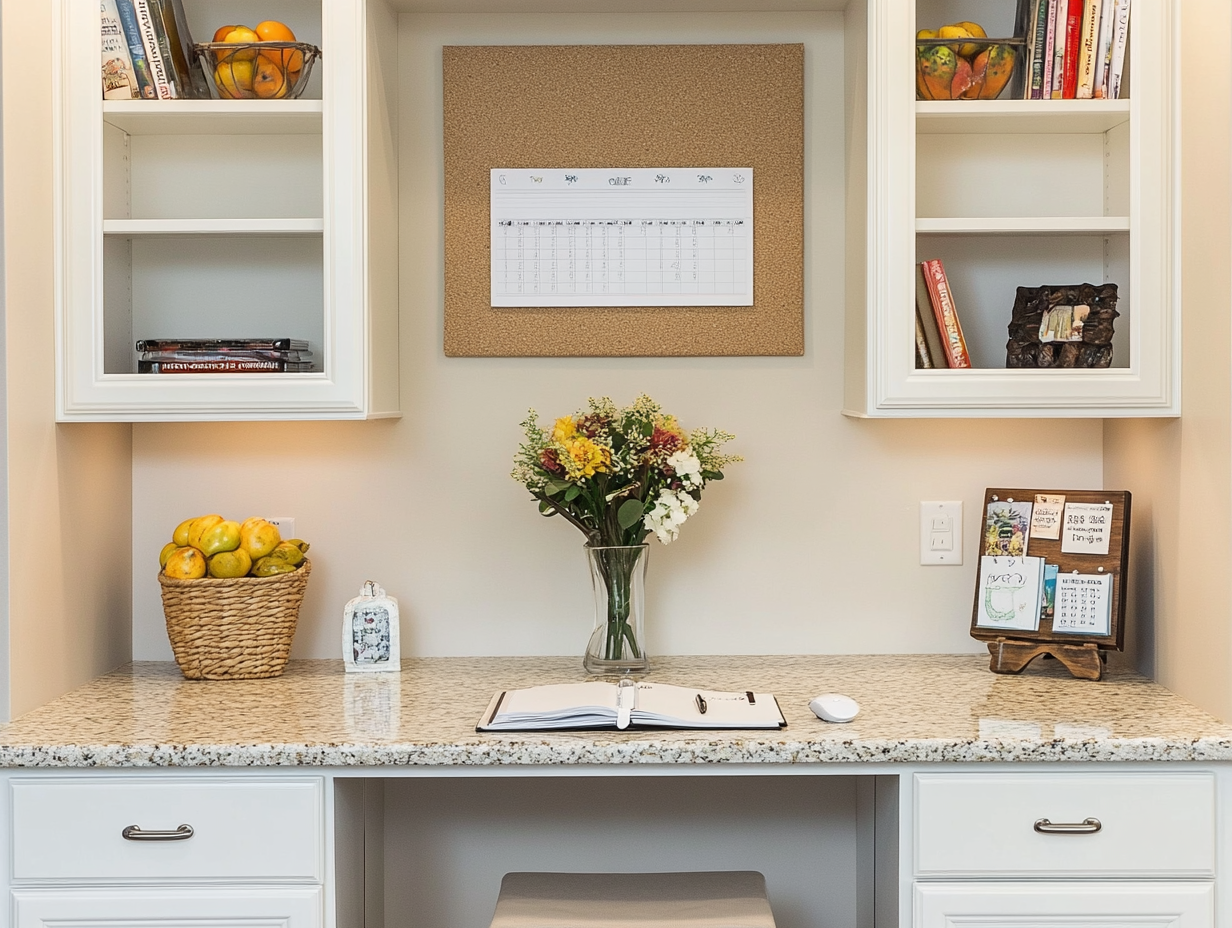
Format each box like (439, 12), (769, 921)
(1034, 817), (1101, 835)
(121, 824), (194, 841)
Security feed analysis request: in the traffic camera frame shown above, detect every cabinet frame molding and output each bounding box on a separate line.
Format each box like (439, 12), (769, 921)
(52, 0), (399, 422)
(847, 0), (1178, 418)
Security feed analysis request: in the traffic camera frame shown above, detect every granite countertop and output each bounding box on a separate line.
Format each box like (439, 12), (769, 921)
(1, 655), (1230, 767)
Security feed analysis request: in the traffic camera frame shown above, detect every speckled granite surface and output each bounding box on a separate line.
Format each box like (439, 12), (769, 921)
(0, 655), (1229, 767)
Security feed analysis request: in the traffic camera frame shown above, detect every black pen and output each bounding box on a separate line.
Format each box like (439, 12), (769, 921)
(695, 693), (707, 714)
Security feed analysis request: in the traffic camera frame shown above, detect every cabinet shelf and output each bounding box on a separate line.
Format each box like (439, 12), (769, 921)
(102, 100), (323, 136)
(916, 217), (1130, 234)
(916, 100), (1131, 135)
(103, 219), (325, 235)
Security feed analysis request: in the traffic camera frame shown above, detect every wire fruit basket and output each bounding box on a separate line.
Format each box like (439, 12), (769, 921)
(194, 42), (321, 100)
(916, 37), (1024, 100)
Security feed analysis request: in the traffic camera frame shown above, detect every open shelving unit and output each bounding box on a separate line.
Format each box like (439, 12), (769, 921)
(55, 0), (399, 421)
(845, 0), (1176, 417)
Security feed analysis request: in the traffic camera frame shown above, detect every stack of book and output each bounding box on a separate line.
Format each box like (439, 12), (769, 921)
(1017, 0), (1131, 100)
(136, 339), (316, 374)
(915, 259), (972, 369)
(101, 0), (210, 100)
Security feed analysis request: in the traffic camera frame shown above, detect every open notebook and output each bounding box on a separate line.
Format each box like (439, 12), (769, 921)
(477, 681), (786, 732)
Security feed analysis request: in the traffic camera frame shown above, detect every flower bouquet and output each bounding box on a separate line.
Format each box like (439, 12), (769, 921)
(513, 395), (740, 673)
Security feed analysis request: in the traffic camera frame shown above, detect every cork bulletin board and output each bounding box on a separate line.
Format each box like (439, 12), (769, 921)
(442, 44), (804, 357)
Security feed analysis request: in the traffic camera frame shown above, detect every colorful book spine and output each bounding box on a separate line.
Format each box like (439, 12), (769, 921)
(1041, 0), (1057, 99)
(113, 0), (155, 99)
(131, 0), (176, 98)
(157, 0), (209, 98)
(1092, 0), (1116, 97)
(1075, 0), (1102, 99)
(1050, 0), (1067, 99)
(1029, 0), (1051, 99)
(914, 309), (935, 369)
(1062, 0), (1083, 98)
(1106, 0), (1132, 99)
(921, 260), (971, 369)
(915, 265), (947, 370)
(100, 0), (138, 99)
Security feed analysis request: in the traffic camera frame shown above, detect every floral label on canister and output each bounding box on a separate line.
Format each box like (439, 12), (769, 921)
(342, 581), (401, 673)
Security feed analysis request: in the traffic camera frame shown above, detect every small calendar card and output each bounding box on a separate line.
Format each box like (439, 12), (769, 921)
(1052, 573), (1113, 636)
(1061, 501), (1113, 555)
(491, 168), (753, 308)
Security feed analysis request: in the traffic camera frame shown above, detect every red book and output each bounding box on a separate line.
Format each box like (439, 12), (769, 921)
(1062, 0), (1083, 98)
(920, 259), (971, 369)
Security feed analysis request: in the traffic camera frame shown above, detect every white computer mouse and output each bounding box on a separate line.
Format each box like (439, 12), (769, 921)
(810, 693), (860, 723)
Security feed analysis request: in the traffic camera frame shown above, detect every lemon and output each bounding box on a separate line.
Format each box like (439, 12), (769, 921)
(186, 514), (224, 550)
(240, 519), (281, 561)
(172, 518), (195, 547)
(208, 548), (252, 578)
(163, 546), (207, 580)
(199, 519), (241, 557)
(251, 556), (298, 577)
(159, 541), (178, 568)
(267, 540), (306, 567)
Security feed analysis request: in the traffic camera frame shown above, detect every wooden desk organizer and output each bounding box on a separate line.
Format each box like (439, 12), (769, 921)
(970, 488), (1130, 681)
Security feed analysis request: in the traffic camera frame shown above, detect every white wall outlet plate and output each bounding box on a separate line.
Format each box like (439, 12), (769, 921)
(267, 517), (296, 539)
(920, 501), (962, 566)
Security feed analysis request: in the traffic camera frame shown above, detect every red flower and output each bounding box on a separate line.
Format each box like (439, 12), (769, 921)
(541, 448), (565, 475)
(649, 427), (683, 456)
(575, 414), (609, 438)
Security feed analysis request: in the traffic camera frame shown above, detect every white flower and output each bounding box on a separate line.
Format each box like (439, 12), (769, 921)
(666, 450), (703, 488)
(643, 488), (700, 544)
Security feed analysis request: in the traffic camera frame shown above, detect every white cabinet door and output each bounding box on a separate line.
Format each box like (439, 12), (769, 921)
(13, 887), (322, 928)
(915, 882), (1213, 928)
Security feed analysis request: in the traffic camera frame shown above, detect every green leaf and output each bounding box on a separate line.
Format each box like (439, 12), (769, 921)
(538, 499), (555, 515)
(617, 498), (646, 530)
(702, 471), (724, 481)
(564, 485), (580, 502)
(545, 478), (570, 496)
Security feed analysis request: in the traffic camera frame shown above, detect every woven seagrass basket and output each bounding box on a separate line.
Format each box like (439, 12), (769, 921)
(159, 559), (311, 680)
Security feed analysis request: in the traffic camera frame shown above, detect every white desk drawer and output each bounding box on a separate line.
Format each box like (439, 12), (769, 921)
(914, 772), (1215, 878)
(12, 777), (323, 882)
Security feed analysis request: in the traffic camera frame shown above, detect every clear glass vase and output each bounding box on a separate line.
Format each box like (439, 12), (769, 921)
(583, 544), (650, 676)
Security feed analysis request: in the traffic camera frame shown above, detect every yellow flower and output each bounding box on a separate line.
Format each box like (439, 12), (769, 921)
(655, 415), (685, 440)
(552, 416), (576, 443)
(564, 436), (609, 478)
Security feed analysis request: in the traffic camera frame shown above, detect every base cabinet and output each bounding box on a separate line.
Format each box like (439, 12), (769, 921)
(914, 882), (1214, 928)
(13, 887), (323, 928)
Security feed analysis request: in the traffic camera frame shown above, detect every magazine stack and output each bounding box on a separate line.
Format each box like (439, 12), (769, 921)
(136, 339), (316, 374)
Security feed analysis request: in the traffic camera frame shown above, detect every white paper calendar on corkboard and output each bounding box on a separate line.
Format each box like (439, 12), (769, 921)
(490, 168), (753, 308)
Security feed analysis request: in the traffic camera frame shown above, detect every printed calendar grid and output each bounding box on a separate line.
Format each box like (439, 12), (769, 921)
(490, 168), (753, 309)
(493, 218), (748, 300)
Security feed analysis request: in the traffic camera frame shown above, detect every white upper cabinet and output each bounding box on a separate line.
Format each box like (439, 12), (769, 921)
(847, 0), (1177, 417)
(55, 0), (399, 421)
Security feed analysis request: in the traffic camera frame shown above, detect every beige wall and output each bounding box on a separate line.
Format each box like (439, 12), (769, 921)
(1103, 0), (1232, 720)
(130, 12), (1104, 662)
(2, 0), (133, 719)
(9, 6), (1222, 715)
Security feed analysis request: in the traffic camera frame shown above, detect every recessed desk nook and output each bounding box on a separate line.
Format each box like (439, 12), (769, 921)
(20, 0), (1220, 925)
(1, 655), (1229, 928)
